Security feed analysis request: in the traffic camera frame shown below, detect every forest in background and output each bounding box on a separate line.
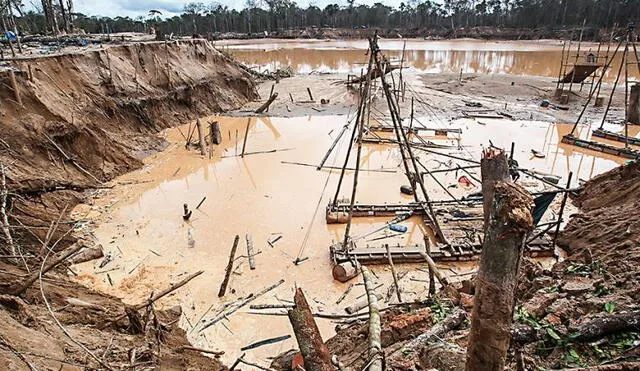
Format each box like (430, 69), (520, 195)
(3, 1), (640, 38)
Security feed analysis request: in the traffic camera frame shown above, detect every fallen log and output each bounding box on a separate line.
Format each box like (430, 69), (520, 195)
(345, 293), (382, 314)
(571, 311), (640, 343)
(418, 252), (449, 287)
(332, 262), (359, 283)
(362, 266), (382, 371)
(219, 235), (240, 297)
(69, 245), (104, 265)
(9, 242), (84, 295)
(466, 179), (534, 371)
(200, 279), (285, 332)
(288, 288), (333, 371)
(256, 93), (278, 113)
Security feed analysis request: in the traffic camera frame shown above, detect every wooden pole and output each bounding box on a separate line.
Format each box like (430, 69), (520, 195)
(196, 119), (206, 156)
(362, 266), (382, 371)
(306, 87), (314, 101)
(287, 288), (333, 371)
(385, 244), (402, 302)
(209, 121), (222, 145)
(241, 118), (251, 157)
(218, 235), (239, 297)
(246, 234), (256, 270)
(8, 70), (21, 106)
(552, 172), (573, 247)
(466, 182), (534, 371)
(255, 92), (278, 113)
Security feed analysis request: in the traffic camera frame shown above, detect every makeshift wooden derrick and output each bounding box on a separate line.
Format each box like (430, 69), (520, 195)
(328, 35), (447, 273)
(287, 288), (333, 371)
(564, 25), (640, 158)
(466, 180), (534, 371)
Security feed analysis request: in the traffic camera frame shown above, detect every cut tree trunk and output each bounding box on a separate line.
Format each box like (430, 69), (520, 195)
(288, 288), (333, 371)
(466, 180), (534, 371)
(480, 148), (510, 228)
(210, 121), (222, 145)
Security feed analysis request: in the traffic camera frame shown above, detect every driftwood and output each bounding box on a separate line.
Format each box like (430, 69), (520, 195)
(219, 235), (240, 297)
(256, 93), (278, 114)
(9, 242), (84, 295)
(466, 180), (534, 371)
(196, 119), (207, 156)
(200, 279), (285, 332)
(419, 252), (449, 287)
(288, 288), (333, 371)
(69, 245), (104, 264)
(241, 335), (291, 351)
(345, 293), (382, 314)
(180, 345), (224, 357)
(385, 244), (402, 302)
(246, 234), (256, 270)
(362, 266), (382, 371)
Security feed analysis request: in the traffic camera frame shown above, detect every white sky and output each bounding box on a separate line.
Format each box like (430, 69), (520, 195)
(70, 0), (401, 18)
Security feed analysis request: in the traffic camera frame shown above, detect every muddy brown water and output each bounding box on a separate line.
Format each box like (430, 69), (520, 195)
(221, 39), (639, 81)
(71, 108), (629, 364)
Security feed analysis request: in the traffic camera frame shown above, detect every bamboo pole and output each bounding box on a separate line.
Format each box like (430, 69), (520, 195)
(218, 235), (239, 297)
(241, 118), (251, 157)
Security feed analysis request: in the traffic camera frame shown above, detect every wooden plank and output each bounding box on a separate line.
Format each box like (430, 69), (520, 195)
(562, 134), (640, 159)
(592, 128), (640, 146)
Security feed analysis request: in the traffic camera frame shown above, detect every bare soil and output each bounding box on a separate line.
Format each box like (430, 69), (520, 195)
(0, 40), (257, 369)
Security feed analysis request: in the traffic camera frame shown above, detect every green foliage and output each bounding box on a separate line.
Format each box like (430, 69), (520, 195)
(565, 262), (606, 278)
(604, 302), (616, 313)
(429, 300), (451, 322)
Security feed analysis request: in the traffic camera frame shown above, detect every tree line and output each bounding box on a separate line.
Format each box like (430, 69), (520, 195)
(4, 1), (640, 38)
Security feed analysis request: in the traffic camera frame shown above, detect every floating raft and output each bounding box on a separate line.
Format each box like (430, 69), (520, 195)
(592, 128), (640, 147)
(331, 238), (554, 264)
(561, 134), (640, 159)
(326, 203), (425, 224)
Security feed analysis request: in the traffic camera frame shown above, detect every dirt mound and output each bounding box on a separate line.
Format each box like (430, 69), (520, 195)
(0, 39), (256, 369)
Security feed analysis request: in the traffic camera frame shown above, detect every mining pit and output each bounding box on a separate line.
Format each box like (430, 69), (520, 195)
(1, 37), (638, 370)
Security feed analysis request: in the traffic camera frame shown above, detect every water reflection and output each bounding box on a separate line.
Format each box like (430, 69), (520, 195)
(227, 40), (638, 80)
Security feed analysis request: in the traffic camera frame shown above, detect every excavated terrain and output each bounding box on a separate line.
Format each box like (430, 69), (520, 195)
(0, 39), (257, 369)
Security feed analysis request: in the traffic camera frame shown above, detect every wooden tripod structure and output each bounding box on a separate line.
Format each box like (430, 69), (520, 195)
(328, 36), (448, 264)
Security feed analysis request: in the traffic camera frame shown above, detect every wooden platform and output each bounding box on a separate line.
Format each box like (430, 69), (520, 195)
(592, 128), (640, 146)
(331, 238), (554, 264)
(562, 134), (640, 159)
(559, 63), (602, 84)
(326, 203), (425, 223)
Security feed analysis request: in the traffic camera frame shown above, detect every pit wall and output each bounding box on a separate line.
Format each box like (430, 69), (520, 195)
(0, 39), (258, 243)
